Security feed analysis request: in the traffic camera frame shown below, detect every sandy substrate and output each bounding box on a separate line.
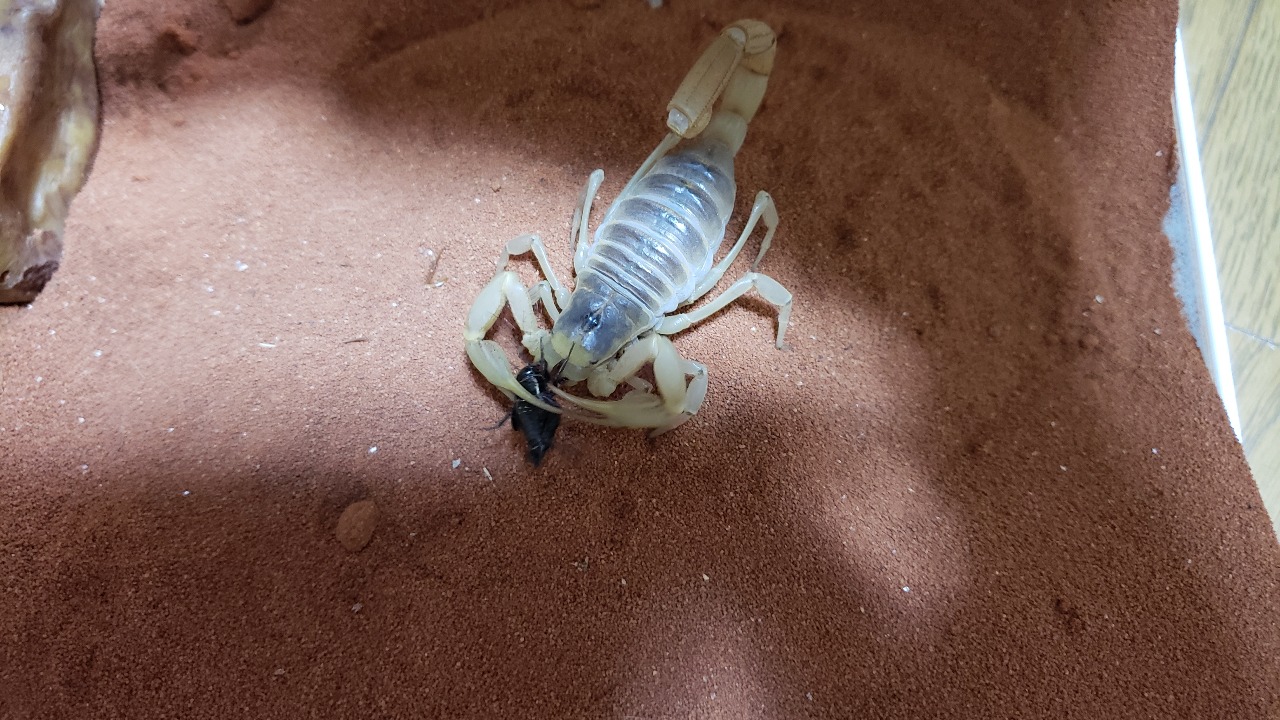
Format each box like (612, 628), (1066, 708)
(2, 0), (1278, 717)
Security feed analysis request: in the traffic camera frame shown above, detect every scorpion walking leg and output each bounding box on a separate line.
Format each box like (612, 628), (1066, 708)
(571, 169), (606, 275)
(656, 271), (793, 350)
(583, 334), (708, 436)
(501, 233), (571, 310)
(615, 132), (681, 201)
(521, 280), (564, 359)
(528, 280), (561, 322)
(682, 190), (778, 304)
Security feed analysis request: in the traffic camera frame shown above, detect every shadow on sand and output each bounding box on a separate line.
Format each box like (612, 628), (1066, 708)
(5, 1), (1275, 718)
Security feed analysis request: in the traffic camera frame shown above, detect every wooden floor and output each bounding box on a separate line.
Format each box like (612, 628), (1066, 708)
(1181, 0), (1280, 535)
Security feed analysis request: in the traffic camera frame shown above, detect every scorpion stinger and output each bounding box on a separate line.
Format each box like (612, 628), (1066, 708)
(666, 19), (776, 139)
(463, 18), (793, 444)
(614, 19), (777, 203)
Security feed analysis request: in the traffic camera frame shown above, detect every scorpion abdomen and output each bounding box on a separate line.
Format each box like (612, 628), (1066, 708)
(583, 136), (737, 316)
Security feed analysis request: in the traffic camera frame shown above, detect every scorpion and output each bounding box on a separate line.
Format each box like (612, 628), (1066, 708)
(464, 18), (792, 439)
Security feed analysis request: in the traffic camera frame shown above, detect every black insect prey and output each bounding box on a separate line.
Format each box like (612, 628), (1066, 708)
(510, 356), (562, 466)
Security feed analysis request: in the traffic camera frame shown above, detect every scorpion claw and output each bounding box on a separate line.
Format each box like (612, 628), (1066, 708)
(467, 339), (625, 424)
(466, 340), (562, 414)
(548, 385), (680, 430)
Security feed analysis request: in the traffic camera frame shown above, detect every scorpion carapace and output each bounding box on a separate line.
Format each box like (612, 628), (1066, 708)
(464, 18), (793, 446)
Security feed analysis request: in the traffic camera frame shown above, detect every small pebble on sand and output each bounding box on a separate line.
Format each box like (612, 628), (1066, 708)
(336, 500), (379, 552)
(222, 0), (274, 24)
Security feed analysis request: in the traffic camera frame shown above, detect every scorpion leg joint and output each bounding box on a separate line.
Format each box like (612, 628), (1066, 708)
(657, 271), (792, 349)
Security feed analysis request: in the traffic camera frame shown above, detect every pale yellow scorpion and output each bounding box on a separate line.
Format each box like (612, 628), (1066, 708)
(464, 19), (792, 437)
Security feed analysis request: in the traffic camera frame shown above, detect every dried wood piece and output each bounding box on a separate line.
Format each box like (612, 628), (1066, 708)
(1, 0), (102, 304)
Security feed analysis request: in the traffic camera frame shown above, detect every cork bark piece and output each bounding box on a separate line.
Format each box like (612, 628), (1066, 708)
(0, 0), (101, 304)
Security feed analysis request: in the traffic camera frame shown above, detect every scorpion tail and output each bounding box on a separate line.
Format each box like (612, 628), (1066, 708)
(665, 19), (776, 149)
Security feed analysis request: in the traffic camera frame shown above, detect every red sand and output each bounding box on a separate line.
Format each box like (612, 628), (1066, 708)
(3, 1), (1278, 717)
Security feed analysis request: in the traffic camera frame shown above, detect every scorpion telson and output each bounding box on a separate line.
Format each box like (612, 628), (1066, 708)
(465, 19), (793, 441)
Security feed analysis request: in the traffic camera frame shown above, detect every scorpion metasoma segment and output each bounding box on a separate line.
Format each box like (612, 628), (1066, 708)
(464, 19), (792, 437)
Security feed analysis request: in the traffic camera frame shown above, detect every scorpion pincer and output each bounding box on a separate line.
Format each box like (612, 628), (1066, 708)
(464, 19), (792, 439)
